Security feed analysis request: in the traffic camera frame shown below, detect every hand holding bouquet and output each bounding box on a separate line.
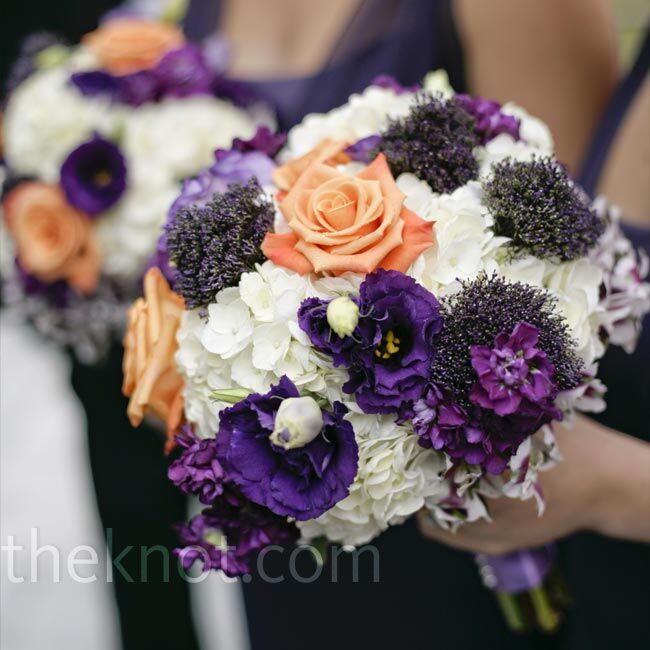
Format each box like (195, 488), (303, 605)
(123, 72), (649, 627)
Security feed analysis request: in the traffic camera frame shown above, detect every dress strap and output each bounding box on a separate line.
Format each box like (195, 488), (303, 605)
(579, 28), (650, 196)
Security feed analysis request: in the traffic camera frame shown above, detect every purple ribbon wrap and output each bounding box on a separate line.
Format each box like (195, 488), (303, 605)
(477, 543), (556, 594)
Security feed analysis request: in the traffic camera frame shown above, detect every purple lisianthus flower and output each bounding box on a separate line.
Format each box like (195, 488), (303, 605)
(154, 44), (214, 98)
(297, 297), (358, 366)
(70, 70), (122, 99)
(345, 135), (382, 164)
(300, 269), (443, 416)
(372, 74), (419, 95)
(231, 126), (286, 158)
(169, 148), (276, 218)
(115, 70), (161, 106)
(469, 322), (556, 416)
(15, 260), (71, 306)
(455, 94), (521, 144)
(60, 135), (127, 215)
(215, 376), (358, 521)
(168, 430), (226, 505)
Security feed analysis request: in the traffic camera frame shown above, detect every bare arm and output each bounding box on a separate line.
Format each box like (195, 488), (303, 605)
(454, 0), (619, 172)
(418, 415), (650, 555)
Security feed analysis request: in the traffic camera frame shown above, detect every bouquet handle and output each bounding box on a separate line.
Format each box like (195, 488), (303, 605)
(475, 543), (570, 633)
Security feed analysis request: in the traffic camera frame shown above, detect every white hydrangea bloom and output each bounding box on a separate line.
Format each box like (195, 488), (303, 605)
(121, 96), (258, 185)
(177, 261), (355, 439)
(283, 86), (415, 159)
(298, 414), (449, 547)
(3, 67), (116, 182)
(400, 175), (506, 294)
(94, 178), (179, 277)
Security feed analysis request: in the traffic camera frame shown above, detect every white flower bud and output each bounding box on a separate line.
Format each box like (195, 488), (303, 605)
(326, 296), (359, 337)
(270, 397), (323, 450)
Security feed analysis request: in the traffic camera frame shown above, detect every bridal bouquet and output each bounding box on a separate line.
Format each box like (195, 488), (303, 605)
(0, 15), (268, 362)
(123, 72), (649, 620)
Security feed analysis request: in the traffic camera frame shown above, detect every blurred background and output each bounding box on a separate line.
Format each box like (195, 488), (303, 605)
(1, 1), (648, 649)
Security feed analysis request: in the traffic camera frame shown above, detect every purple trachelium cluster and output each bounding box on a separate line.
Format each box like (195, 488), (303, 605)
(71, 44), (229, 107)
(175, 500), (298, 578)
(299, 269), (443, 416)
(454, 95), (521, 144)
(373, 92), (479, 193)
(371, 74), (420, 95)
(154, 128), (281, 286)
(5, 32), (66, 94)
(164, 178), (274, 308)
(60, 134), (127, 215)
(431, 274), (582, 399)
(483, 156), (605, 262)
(215, 377), (358, 521)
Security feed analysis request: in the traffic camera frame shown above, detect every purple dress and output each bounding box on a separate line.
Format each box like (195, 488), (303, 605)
(184, 0), (466, 130)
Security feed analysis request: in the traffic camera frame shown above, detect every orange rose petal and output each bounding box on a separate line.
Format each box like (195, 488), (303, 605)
(164, 390), (185, 455)
(83, 19), (185, 75)
(66, 233), (102, 295)
(297, 219), (405, 275)
(356, 154), (405, 214)
(261, 232), (314, 275)
(273, 139), (350, 191)
(378, 207), (436, 273)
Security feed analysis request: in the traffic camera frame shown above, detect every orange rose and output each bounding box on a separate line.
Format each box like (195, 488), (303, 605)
(272, 139), (350, 192)
(4, 182), (101, 294)
(83, 18), (185, 75)
(262, 154), (436, 275)
(122, 267), (185, 450)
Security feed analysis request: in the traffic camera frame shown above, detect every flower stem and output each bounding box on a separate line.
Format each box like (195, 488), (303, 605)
(495, 591), (526, 632)
(529, 585), (561, 632)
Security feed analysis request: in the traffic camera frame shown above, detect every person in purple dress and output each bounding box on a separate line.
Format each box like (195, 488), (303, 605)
(181, 2), (647, 650)
(419, 28), (650, 650)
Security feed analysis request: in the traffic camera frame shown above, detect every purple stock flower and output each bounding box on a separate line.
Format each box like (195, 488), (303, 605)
(168, 430), (226, 505)
(215, 376), (358, 521)
(469, 322), (556, 416)
(174, 502), (297, 578)
(60, 135), (127, 215)
(345, 135), (382, 164)
(455, 94), (521, 144)
(231, 126), (286, 158)
(413, 384), (499, 469)
(414, 323), (562, 474)
(154, 44), (214, 98)
(413, 384), (522, 474)
(299, 270), (443, 416)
